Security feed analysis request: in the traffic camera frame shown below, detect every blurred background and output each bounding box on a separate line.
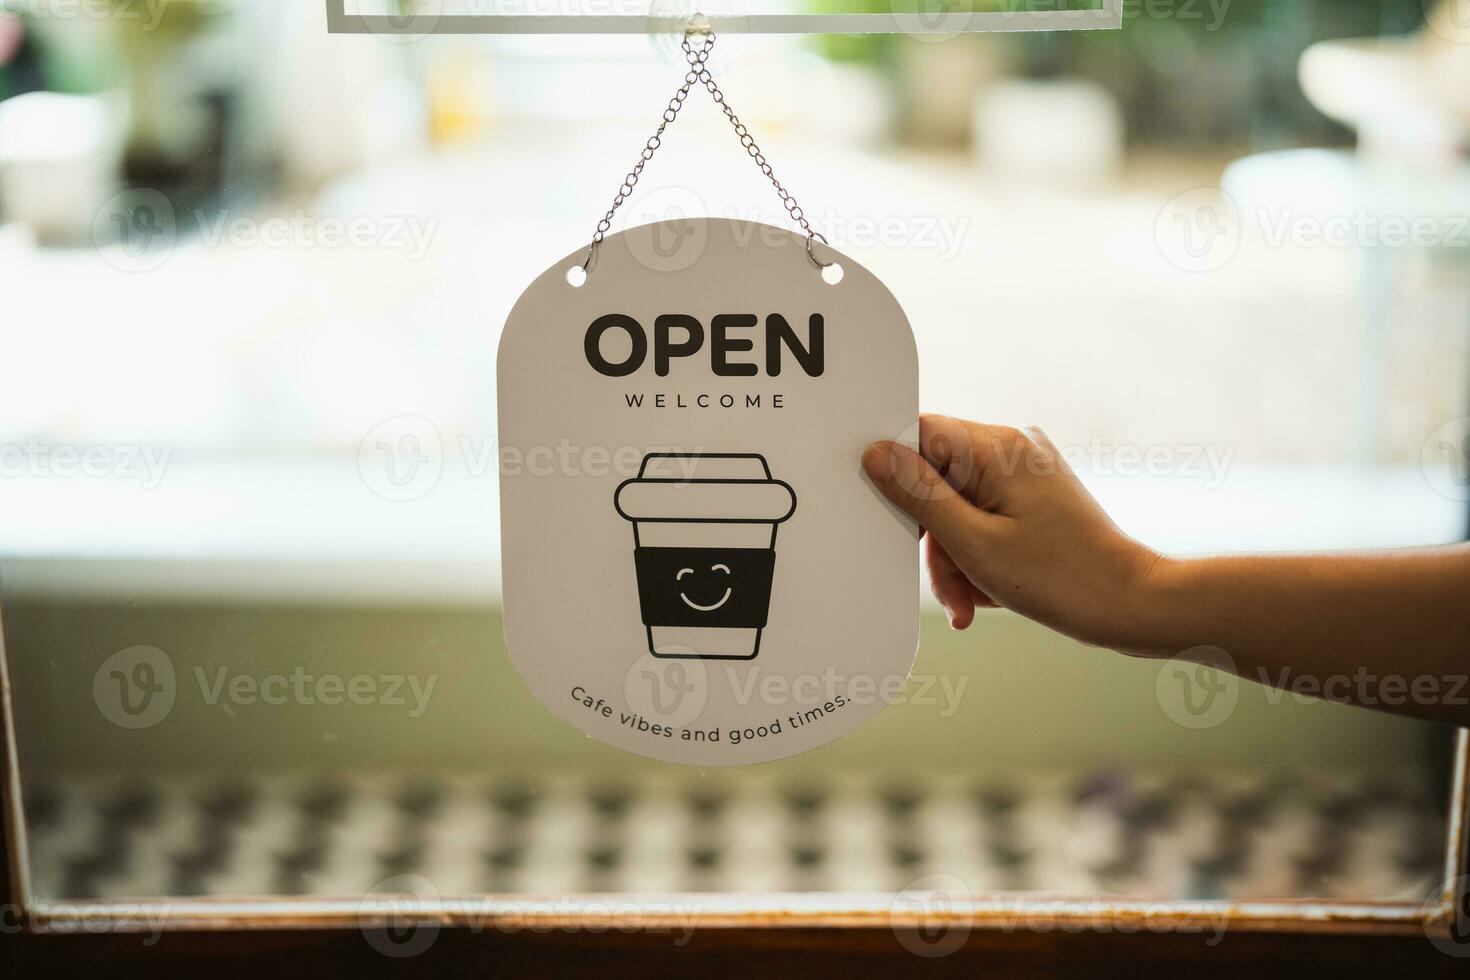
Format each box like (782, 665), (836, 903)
(1, 0), (1468, 909)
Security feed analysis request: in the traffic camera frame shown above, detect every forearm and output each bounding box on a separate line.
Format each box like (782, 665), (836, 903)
(863, 422), (1470, 726)
(1141, 545), (1470, 725)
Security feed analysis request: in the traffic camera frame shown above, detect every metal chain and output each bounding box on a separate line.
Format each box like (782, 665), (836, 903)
(580, 29), (831, 275)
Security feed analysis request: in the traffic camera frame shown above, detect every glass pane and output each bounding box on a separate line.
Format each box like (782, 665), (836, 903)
(1, 0), (1463, 924)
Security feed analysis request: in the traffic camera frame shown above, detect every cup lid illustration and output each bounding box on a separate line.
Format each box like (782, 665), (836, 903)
(615, 453), (797, 524)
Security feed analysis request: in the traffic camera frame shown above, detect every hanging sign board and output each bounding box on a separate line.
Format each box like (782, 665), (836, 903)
(497, 218), (919, 765)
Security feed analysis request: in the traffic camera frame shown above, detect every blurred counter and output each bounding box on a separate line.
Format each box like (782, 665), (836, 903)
(0, 459), (1461, 604)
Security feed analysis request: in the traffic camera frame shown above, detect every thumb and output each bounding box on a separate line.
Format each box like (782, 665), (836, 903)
(862, 441), (986, 543)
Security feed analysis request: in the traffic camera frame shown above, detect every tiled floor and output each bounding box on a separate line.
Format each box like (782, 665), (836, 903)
(23, 767), (1448, 903)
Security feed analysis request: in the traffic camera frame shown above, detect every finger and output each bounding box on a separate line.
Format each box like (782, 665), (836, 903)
(862, 441), (992, 544)
(1020, 424), (1058, 454)
(920, 416), (1037, 512)
(1018, 424), (1071, 482)
(929, 521), (999, 614)
(970, 583), (999, 608)
(926, 535), (976, 630)
(917, 414), (978, 495)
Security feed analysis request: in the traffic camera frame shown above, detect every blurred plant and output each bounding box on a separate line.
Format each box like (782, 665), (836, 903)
(809, 0), (1102, 65)
(0, 12), (24, 101)
(807, 0), (893, 64)
(806, 0), (1432, 150)
(108, 0), (225, 190)
(1020, 0), (1429, 146)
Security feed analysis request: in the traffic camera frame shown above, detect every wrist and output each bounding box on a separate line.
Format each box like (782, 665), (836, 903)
(1115, 548), (1194, 658)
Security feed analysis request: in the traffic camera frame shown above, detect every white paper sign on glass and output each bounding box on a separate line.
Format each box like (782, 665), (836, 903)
(497, 218), (919, 765)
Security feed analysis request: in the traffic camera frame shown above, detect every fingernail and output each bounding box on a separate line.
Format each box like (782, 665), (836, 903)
(862, 443), (892, 483)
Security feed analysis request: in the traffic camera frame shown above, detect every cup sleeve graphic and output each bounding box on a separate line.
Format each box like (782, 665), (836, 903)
(615, 454), (797, 660)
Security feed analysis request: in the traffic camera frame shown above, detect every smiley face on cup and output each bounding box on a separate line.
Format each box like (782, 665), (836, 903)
(678, 562), (733, 611)
(615, 453), (797, 660)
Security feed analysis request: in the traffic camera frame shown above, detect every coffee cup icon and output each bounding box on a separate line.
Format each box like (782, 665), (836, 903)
(614, 453), (797, 660)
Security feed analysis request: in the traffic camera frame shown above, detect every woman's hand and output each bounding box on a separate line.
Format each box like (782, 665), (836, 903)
(863, 415), (1167, 655)
(864, 415), (1470, 724)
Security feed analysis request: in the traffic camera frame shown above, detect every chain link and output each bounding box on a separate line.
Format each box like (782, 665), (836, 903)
(580, 29), (831, 275)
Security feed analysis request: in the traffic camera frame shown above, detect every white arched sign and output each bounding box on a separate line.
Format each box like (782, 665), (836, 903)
(498, 218), (919, 765)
